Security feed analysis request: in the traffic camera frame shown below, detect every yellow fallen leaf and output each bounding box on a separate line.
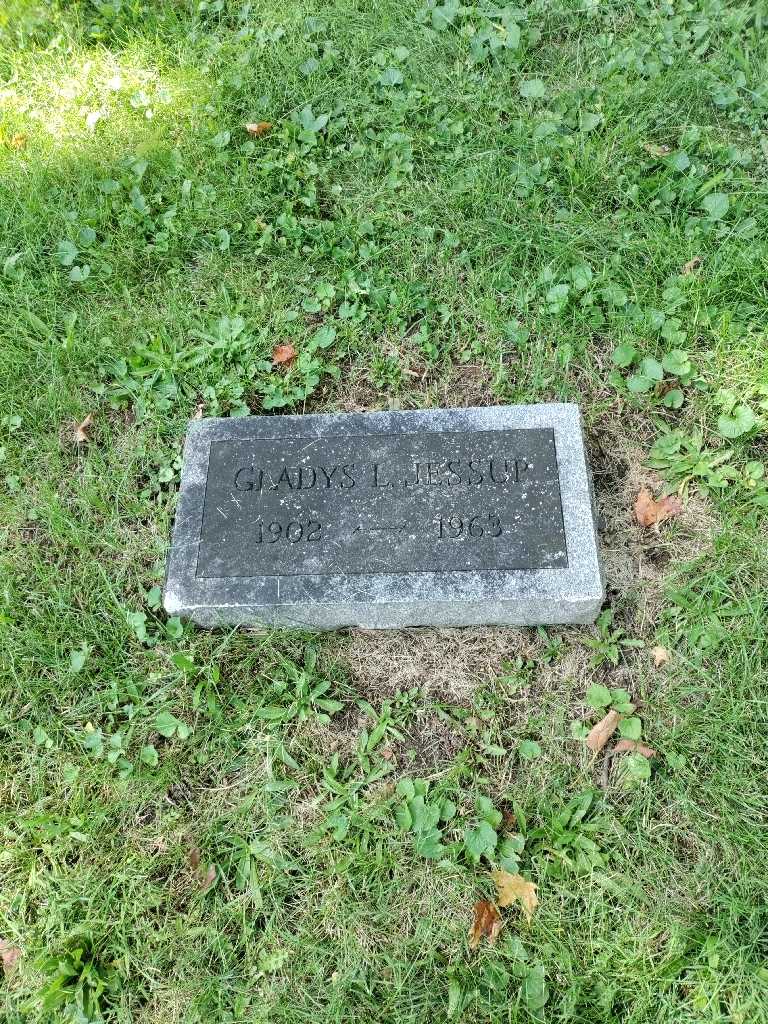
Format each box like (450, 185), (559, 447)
(0, 937), (20, 976)
(651, 646), (670, 668)
(245, 121), (272, 137)
(491, 870), (538, 923)
(468, 899), (502, 949)
(74, 412), (95, 444)
(681, 256), (702, 275)
(586, 710), (619, 753)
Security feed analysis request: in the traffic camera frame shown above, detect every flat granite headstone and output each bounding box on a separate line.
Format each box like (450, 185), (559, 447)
(164, 404), (603, 628)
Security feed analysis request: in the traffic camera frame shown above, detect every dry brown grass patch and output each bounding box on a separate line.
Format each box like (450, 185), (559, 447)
(339, 627), (539, 704)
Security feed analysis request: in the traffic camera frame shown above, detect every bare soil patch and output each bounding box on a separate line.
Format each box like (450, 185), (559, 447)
(589, 415), (719, 636)
(389, 712), (466, 775)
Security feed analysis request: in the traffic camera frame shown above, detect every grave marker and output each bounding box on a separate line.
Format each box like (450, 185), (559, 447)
(164, 404), (603, 628)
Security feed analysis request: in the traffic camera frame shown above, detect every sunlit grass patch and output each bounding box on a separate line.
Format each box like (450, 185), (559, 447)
(1, 41), (210, 153)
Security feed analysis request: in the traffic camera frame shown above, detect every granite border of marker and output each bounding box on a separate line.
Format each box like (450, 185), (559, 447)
(164, 403), (603, 629)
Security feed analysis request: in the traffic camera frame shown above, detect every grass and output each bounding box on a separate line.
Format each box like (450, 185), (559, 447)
(1, 0), (767, 1021)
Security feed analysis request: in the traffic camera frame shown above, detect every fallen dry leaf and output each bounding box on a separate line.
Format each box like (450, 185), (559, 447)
(74, 412), (95, 444)
(681, 256), (703, 275)
(188, 846), (216, 890)
(643, 142), (671, 157)
(586, 710), (620, 753)
(272, 343), (297, 366)
(468, 900), (502, 949)
(492, 870), (538, 923)
(501, 806), (517, 831)
(634, 487), (683, 528)
(0, 938), (21, 976)
(651, 645), (670, 668)
(245, 121), (272, 137)
(614, 739), (656, 758)
(9, 133), (27, 150)
(192, 401), (204, 420)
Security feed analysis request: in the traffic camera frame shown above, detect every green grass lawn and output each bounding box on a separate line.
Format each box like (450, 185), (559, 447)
(2, 0), (768, 1021)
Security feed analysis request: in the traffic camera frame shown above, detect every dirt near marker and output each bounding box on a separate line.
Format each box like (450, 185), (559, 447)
(340, 626), (541, 703)
(390, 713), (465, 775)
(589, 417), (718, 634)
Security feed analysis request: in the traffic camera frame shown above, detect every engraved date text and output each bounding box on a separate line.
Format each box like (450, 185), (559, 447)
(436, 513), (502, 539)
(254, 519), (322, 543)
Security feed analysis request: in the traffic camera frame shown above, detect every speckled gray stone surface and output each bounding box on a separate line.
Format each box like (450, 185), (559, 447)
(164, 404), (603, 628)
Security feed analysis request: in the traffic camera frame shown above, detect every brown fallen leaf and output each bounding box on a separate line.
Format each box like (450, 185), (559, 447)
(651, 645), (670, 669)
(188, 846), (216, 890)
(501, 805), (517, 831)
(643, 142), (671, 157)
(74, 412), (95, 444)
(0, 938), (21, 976)
(468, 900), (502, 949)
(682, 256), (703, 275)
(245, 121), (272, 137)
(586, 709), (619, 753)
(492, 870), (538, 923)
(272, 343), (297, 366)
(614, 739), (656, 758)
(634, 487), (683, 528)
